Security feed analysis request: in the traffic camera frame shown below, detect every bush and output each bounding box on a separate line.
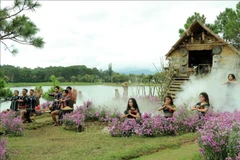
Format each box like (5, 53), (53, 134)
(0, 110), (24, 136)
(197, 110), (240, 160)
(0, 138), (8, 160)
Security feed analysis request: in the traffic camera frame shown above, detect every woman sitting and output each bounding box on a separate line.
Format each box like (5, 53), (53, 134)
(191, 92), (210, 119)
(121, 98), (141, 119)
(158, 95), (176, 118)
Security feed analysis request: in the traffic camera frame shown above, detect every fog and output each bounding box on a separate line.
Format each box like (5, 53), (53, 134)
(174, 68), (240, 112)
(0, 85), (159, 113)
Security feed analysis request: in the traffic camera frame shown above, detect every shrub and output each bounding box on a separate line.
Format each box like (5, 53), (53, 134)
(0, 110), (23, 136)
(0, 138), (8, 160)
(197, 110), (240, 160)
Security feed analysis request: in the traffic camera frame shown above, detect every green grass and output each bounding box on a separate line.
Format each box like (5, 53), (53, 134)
(133, 142), (201, 160)
(4, 115), (199, 160)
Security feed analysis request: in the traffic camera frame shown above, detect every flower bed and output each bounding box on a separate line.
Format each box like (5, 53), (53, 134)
(0, 110), (23, 136)
(197, 110), (240, 160)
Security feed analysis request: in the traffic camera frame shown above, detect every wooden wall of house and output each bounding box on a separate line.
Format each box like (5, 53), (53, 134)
(168, 45), (240, 74)
(218, 46), (239, 69)
(168, 50), (181, 69)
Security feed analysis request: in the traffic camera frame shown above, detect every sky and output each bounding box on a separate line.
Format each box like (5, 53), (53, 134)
(0, 1), (238, 71)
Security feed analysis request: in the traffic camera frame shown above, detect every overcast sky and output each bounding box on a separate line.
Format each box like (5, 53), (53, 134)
(0, 1), (238, 71)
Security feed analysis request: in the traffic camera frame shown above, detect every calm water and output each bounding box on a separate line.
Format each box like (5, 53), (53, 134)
(0, 85), (158, 113)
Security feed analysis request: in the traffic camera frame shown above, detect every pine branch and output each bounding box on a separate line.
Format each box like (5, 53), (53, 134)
(11, 37), (31, 45)
(1, 41), (13, 53)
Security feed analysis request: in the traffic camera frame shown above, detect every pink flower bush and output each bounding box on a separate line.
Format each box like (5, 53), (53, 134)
(41, 101), (51, 109)
(62, 101), (91, 128)
(0, 138), (8, 160)
(0, 110), (23, 136)
(197, 110), (240, 160)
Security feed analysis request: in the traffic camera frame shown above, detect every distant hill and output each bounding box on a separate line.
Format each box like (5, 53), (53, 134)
(115, 68), (157, 75)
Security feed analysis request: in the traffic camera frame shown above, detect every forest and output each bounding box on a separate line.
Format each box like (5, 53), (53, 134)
(0, 64), (155, 84)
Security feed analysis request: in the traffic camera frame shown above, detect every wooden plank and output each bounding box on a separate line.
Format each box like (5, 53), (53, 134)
(172, 82), (184, 85)
(170, 85), (182, 88)
(169, 88), (183, 91)
(167, 91), (177, 95)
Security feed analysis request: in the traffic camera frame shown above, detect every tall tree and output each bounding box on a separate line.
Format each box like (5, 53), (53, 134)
(179, 12), (206, 37)
(178, 12), (218, 37)
(0, 0), (44, 54)
(215, 2), (240, 49)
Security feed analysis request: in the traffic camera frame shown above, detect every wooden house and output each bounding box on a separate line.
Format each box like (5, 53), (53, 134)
(165, 20), (240, 98)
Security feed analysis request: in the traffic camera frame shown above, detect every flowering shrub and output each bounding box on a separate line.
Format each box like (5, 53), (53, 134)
(0, 110), (23, 136)
(0, 138), (8, 160)
(174, 106), (202, 133)
(41, 101), (51, 109)
(197, 110), (240, 160)
(62, 101), (92, 130)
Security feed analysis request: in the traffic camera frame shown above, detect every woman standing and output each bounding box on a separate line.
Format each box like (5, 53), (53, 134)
(223, 74), (238, 101)
(122, 82), (128, 100)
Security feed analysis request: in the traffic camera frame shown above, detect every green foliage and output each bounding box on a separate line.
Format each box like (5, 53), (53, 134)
(112, 73), (128, 83)
(0, 73), (13, 98)
(179, 12), (219, 37)
(179, 12), (206, 37)
(56, 76), (65, 82)
(215, 2), (240, 49)
(42, 75), (63, 101)
(0, 0), (44, 54)
(34, 85), (43, 95)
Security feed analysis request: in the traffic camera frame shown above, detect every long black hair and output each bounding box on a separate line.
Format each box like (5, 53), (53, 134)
(199, 92), (210, 105)
(125, 98), (140, 113)
(164, 95), (174, 106)
(228, 74), (236, 81)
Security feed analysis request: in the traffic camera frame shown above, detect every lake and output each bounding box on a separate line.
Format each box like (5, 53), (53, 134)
(0, 85), (159, 113)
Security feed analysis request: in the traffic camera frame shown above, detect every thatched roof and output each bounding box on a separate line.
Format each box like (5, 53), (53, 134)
(165, 20), (240, 58)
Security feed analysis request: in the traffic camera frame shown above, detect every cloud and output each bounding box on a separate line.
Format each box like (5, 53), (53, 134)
(1, 1), (238, 71)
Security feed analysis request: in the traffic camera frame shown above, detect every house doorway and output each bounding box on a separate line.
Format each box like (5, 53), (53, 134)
(188, 50), (212, 74)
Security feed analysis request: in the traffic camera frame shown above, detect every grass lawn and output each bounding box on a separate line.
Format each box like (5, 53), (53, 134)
(4, 115), (199, 160)
(133, 143), (201, 160)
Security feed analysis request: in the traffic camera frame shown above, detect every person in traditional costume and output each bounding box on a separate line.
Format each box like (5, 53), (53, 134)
(115, 89), (121, 100)
(51, 90), (70, 126)
(66, 86), (77, 108)
(222, 74), (239, 101)
(122, 82), (128, 100)
(19, 89), (30, 123)
(158, 95), (176, 118)
(24, 89), (36, 123)
(191, 92), (210, 119)
(121, 98), (141, 119)
(2, 90), (20, 113)
(48, 86), (62, 112)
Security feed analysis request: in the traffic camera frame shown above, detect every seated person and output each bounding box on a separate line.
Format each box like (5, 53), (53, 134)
(191, 92), (210, 119)
(24, 89), (37, 122)
(158, 95), (176, 118)
(66, 86), (77, 108)
(19, 89), (30, 123)
(121, 98), (141, 119)
(35, 91), (42, 111)
(48, 86), (62, 112)
(2, 90), (20, 114)
(51, 90), (70, 126)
